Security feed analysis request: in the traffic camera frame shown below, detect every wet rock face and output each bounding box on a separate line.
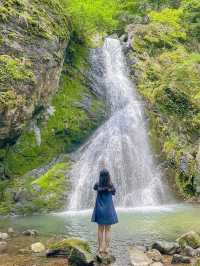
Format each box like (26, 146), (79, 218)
(0, 0), (70, 147)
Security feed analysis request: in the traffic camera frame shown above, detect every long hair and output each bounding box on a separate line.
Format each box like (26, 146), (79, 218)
(99, 169), (112, 188)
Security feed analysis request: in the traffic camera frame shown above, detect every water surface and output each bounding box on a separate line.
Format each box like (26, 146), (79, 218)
(1, 204), (200, 265)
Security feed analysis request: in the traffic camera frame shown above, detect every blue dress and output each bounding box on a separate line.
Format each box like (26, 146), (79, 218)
(91, 183), (118, 225)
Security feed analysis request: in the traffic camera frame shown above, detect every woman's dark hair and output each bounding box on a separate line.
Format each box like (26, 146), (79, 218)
(99, 169), (111, 188)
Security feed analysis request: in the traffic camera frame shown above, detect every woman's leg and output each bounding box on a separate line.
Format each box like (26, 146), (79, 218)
(98, 225), (104, 253)
(104, 225), (111, 254)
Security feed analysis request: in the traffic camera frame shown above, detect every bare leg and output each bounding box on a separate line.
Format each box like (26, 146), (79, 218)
(98, 225), (104, 253)
(104, 225), (111, 254)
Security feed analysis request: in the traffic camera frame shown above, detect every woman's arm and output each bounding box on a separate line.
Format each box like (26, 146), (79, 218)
(108, 185), (116, 195)
(93, 183), (99, 191)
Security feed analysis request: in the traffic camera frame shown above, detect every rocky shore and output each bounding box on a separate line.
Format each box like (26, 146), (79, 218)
(1, 228), (200, 266)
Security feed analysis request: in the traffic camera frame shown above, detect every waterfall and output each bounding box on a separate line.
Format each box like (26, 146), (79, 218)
(68, 38), (170, 211)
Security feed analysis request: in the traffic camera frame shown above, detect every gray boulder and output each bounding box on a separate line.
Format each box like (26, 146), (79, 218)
(183, 245), (196, 257)
(171, 254), (191, 264)
(152, 241), (180, 255)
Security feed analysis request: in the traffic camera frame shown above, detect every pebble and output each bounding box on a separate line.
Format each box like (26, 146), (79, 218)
(31, 242), (45, 253)
(0, 232), (9, 240)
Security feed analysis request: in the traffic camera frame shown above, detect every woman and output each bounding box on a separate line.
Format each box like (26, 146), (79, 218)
(91, 169), (118, 255)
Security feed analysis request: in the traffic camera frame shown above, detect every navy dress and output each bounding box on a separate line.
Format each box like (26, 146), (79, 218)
(91, 183), (118, 225)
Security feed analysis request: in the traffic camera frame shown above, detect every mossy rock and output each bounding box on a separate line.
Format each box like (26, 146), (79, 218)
(49, 238), (94, 266)
(177, 231), (200, 248)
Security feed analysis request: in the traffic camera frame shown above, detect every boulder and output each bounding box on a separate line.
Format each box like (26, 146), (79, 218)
(171, 254), (191, 264)
(0, 241), (7, 254)
(48, 238), (94, 266)
(152, 241), (180, 255)
(183, 245), (196, 257)
(23, 229), (39, 236)
(177, 231), (200, 248)
(0, 232), (9, 240)
(7, 227), (14, 234)
(31, 242), (45, 253)
(129, 246), (152, 266)
(196, 247), (200, 257)
(95, 254), (116, 265)
(146, 249), (162, 262)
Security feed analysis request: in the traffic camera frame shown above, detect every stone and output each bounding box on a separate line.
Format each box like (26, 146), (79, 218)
(0, 233), (9, 240)
(171, 254), (191, 264)
(183, 245), (196, 257)
(31, 242), (45, 253)
(96, 254), (116, 265)
(146, 249), (162, 262)
(8, 227), (14, 234)
(151, 263), (163, 266)
(48, 238), (94, 266)
(196, 247), (200, 257)
(152, 241), (180, 255)
(129, 246), (152, 266)
(0, 241), (7, 254)
(23, 229), (39, 236)
(177, 231), (200, 248)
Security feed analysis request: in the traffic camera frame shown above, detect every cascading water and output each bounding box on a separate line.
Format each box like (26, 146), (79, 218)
(68, 38), (171, 211)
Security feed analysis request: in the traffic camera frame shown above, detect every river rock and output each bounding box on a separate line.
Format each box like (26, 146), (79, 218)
(0, 232), (9, 240)
(171, 254), (191, 264)
(196, 247), (200, 257)
(151, 263), (163, 266)
(31, 242), (45, 253)
(152, 241), (180, 255)
(177, 231), (200, 248)
(183, 245), (196, 257)
(96, 254), (116, 265)
(23, 229), (39, 236)
(146, 249), (162, 262)
(129, 246), (152, 266)
(8, 227), (14, 234)
(48, 238), (94, 266)
(0, 241), (7, 254)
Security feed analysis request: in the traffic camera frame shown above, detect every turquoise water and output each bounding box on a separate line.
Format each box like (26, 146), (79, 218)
(1, 204), (200, 265)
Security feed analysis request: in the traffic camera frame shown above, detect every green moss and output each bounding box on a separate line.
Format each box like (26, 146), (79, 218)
(0, 55), (35, 84)
(32, 162), (69, 193)
(0, 90), (25, 110)
(0, 159), (71, 214)
(4, 42), (105, 178)
(0, 0), (69, 39)
(50, 238), (91, 253)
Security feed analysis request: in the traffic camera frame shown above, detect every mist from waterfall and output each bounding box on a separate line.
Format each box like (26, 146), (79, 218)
(68, 38), (171, 211)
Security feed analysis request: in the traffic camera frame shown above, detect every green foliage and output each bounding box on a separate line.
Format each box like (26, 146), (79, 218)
(182, 0), (200, 41)
(66, 0), (119, 40)
(130, 4), (200, 197)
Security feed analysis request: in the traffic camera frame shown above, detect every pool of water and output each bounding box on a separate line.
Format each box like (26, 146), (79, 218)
(1, 204), (200, 265)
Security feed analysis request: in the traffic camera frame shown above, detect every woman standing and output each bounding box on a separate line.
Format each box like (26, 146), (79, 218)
(91, 169), (118, 255)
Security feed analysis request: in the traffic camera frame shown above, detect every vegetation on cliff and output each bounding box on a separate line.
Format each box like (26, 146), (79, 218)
(123, 0), (200, 197)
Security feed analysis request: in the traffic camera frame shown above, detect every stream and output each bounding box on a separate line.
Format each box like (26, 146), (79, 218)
(1, 204), (200, 264)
